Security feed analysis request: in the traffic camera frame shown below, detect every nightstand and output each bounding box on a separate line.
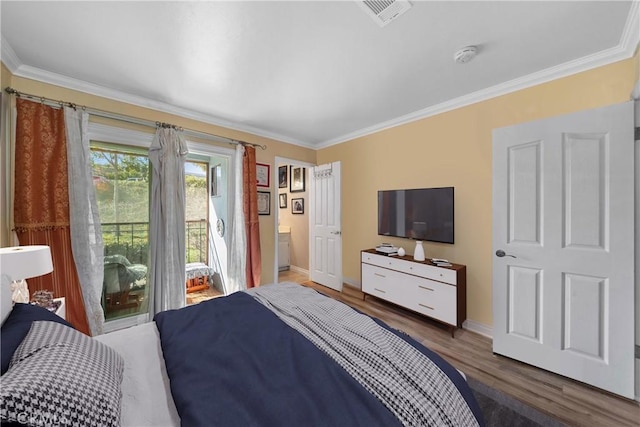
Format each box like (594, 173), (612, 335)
(53, 297), (66, 320)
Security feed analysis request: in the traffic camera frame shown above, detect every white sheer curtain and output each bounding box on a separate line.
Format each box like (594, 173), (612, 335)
(64, 107), (105, 336)
(227, 144), (246, 293)
(148, 126), (188, 316)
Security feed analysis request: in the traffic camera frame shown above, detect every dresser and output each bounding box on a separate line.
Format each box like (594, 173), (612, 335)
(360, 249), (466, 337)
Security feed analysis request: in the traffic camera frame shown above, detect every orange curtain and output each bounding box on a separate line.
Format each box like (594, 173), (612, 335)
(243, 146), (261, 287)
(13, 98), (90, 335)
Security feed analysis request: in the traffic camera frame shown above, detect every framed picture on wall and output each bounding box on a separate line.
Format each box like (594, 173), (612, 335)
(256, 163), (270, 188)
(292, 198), (304, 214)
(278, 165), (288, 188)
(290, 166), (305, 192)
(279, 193), (287, 209)
(257, 191), (270, 215)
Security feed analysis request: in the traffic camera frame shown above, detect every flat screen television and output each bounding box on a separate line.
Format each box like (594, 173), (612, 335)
(378, 187), (454, 244)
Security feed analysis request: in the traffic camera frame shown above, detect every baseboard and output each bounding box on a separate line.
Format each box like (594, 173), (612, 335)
(289, 265), (309, 276)
(463, 319), (493, 339)
(342, 276), (360, 290)
(635, 359), (640, 402)
(343, 276), (493, 338)
(344, 278), (493, 339)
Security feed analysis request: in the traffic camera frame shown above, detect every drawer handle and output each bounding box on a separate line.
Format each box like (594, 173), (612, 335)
(418, 285), (434, 292)
(418, 303), (434, 310)
(374, 288), (386, 294)
(374, 273), (386, 278)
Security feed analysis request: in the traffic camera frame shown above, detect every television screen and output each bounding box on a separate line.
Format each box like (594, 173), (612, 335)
(378, 187), (454, 244)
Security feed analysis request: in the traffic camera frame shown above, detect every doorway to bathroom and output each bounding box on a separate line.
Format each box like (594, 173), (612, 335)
(274, 157), (314, 285)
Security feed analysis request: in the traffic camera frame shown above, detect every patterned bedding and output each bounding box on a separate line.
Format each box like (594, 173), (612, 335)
(155, 282), (484, 426)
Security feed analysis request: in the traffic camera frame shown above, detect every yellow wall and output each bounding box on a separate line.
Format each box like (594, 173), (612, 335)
(318, 57), (637, 326)
(634, 43), (640, 85)
(3, 50), (638, 325)
(2, 69), (316, 284)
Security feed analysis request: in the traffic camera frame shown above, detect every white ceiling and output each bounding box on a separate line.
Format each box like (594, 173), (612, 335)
(1, 1), (638, 149)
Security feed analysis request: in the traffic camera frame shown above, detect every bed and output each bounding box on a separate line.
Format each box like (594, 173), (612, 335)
(0, 277), (484, 427)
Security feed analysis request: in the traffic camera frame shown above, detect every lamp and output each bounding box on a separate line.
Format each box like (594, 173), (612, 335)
(0, 246), (53, 303)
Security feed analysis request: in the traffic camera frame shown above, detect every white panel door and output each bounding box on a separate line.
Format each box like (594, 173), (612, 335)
(309, 162), (342, 291)
(492, 102), (635, 398)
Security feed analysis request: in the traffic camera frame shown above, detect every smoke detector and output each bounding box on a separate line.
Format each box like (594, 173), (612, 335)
(358, 0), (412, 27)
(454, 46), (478, 64)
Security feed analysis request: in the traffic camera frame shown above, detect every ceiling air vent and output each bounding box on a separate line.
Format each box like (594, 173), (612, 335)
(358, 0), (412, 27)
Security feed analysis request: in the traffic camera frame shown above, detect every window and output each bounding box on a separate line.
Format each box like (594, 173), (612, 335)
(91, 143), (150, 321)
(88, 122), (237, 329)
(185, 160), (209, 264)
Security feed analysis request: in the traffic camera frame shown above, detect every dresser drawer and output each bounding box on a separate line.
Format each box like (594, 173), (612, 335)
(361, 264), (408, 308)
(361, 249), (466, 333)
(361, 252), (457, 285)
(362, 264), (457, 326)
(404, 278), (457, 325)
(361, 251), (387, 267)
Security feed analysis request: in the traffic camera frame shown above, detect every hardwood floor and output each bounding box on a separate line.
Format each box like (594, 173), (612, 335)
(278, 268), (309, 284)
(187, 269), (307, 306)
(186, 285), (223, 305)
(298, 280), (640, 427)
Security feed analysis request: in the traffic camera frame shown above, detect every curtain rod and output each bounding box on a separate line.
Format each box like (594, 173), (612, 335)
(4, 87), (267, 150)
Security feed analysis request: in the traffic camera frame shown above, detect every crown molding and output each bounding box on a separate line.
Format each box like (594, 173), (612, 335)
(317, 1), (640, 149)
(316, 44), (631, 148)
(620, 0), (640, 56)
(0, 38), (21, 72)
(3, 1), (638, 151)
(3, 48), (315, 150)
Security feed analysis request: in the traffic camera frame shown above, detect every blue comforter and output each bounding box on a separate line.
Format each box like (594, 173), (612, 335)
(155, 289), (483, 427)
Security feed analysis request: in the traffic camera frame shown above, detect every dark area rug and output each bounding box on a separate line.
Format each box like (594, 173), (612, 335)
(467, 376), (567, 427)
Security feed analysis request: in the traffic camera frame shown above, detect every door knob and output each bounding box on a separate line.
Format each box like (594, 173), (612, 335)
(495, 249), (516, 258)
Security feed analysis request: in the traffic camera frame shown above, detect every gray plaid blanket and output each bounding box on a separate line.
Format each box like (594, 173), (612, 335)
(247, 282), (480, 427)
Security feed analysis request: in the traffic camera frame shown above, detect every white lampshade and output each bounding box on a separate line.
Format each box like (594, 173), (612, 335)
(0, 245), (53, 281)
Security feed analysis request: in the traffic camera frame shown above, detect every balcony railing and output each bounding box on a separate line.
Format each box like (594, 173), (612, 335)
(102, 220), (208, 265)
(186, 220), (209, 264)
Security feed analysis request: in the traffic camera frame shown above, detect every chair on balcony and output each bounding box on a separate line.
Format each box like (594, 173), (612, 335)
(103, 254), (147, 314)
(185, 262), (216, 293)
